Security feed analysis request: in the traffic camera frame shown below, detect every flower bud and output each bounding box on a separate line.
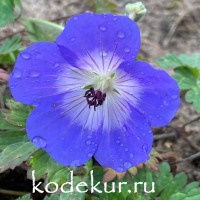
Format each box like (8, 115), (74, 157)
(125, 2), (147, 21)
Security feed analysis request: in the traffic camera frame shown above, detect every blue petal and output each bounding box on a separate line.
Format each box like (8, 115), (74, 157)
(26, 93), (102, 166)
(56, 13), (140, 67)
(9, 42), (71, 106)
(94, 107), (153, 172)
(118, 61), (180, 127)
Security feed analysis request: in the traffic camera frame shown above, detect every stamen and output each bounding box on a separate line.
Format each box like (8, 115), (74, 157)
(84, 87), (106, 111)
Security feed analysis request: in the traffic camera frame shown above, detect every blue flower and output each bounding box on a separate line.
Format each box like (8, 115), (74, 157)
(9, 13), (180, 172)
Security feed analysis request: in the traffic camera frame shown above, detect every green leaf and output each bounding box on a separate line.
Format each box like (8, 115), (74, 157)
(87, 0), (118, 13)
(0, 0), (15, 27)
(157, 53), (200, 112)
(0, 99), (37, 173)
(0, 138), (37, 173)
(173, 67), (197, 90)
(17, 194), (32, 200)
(27, 149), (69, 186)
(3, 99), (33, 127)
(0, 35), (22, 64)
(185, 88), (200, 112)
(44, 195), (60, 200)
(157, 53), (200, 69)
(0, 0), (22, 27)
(23, 18), (64, 42)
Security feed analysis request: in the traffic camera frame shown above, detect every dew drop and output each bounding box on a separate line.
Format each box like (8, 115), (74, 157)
(117, 31), (125, 39)
(13, 70), (22, 78)
(102, 51), (107, 57)
(122, 125), (128, 132)
(71, 160), (80, 165)
(54, 63), (60, 68)
(130, 153), (134, 158)
(124, 47), (131, 53)
(86, 140), (91, 145)
(142, 144), (148, 152)
(113, 16), (117, 21)
(117, 167), (124, 172)
(32, 136), (46, 148)
(73, 16), (78, 20)
(70, 37), (75, 42)
(21, 52), (31, 59)
(163, 100), (169, 106)
(125, 148), (129, 152)
(172, 94), (178, 99)
(124, 162), (132, 168)
(116, 140), (120, 144)
(36, 53), (41, 59)
(88, 153), (93, 157)
(99, 25), (107, 32)
(29, 70), (40, 77)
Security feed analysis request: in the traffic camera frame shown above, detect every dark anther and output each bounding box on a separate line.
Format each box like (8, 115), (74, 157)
(84, 87), (106, 111)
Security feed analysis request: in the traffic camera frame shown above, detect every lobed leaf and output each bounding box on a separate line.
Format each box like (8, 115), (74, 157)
(23, 18), (64, 42)
(0, 35), (22, 65)
(27, 149), (70, 186)
(157, 53), (200, 112)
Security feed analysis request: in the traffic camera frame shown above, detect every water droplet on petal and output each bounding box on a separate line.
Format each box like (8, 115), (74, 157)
(172, 94), (178, 99)
(54, 63), (60, 68)
(21, 52), (31, 59)
(117, 167), (124, 172)
(117, 31), (125, 39)
(70, 37), (75, 42)
(99, 25), (107, 32)
(71, 160), (80, 165)
(163, 100), (169, 106)
(13, 70), (22, 78)
(88, 153), (93, 157)
(116, 140), (120, 144)
(102, 51), (107, 57)
(142, 144), (148, 152)
(125, 148), (129, 152)
(29, 70), (40, 77)
(32, 136), (46, 148)
(123, 125), (128, 132)
(124, 162), (132, 168)
(130, 153), (134, 158)
(124, 47), (131, 53)
(113, 16), (117, 21)
(86, 140), (91, 145)
(73, 16), (78, 20)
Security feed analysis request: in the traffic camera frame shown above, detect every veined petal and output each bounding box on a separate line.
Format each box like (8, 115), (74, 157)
(26, 92), (102, 166)
(56, 13), (140, 74)
(9, 42), (88, 106)
(94, 100), (153, 172)
(117, 61), (180, 127)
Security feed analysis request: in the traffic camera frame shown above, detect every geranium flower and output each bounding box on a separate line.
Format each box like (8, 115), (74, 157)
(9, 13), (180, 172)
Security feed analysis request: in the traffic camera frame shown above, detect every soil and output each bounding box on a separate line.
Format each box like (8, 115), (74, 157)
(0, 0), (200, 199)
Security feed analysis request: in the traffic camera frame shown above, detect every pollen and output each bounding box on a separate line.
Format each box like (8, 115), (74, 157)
(84, 87), (106, 110)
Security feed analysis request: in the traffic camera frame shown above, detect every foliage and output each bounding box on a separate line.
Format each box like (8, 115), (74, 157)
(0, 0), (22, 27)
(87, 0), (118, 13)
(23, 18), (64, 42)
(27, 149), (70, 186)
(157, 53), (200, 112)
(16, 162), (200, 200)
(0, 35), (22, 65)
(0, 99), (70, 185)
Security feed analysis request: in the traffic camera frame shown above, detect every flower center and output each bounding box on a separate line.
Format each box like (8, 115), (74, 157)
(92, 72), (116, 92)
(84, 87), (106, 110)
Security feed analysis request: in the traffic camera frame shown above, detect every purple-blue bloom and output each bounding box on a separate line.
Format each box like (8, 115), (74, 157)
(9, 13), (180, 172)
